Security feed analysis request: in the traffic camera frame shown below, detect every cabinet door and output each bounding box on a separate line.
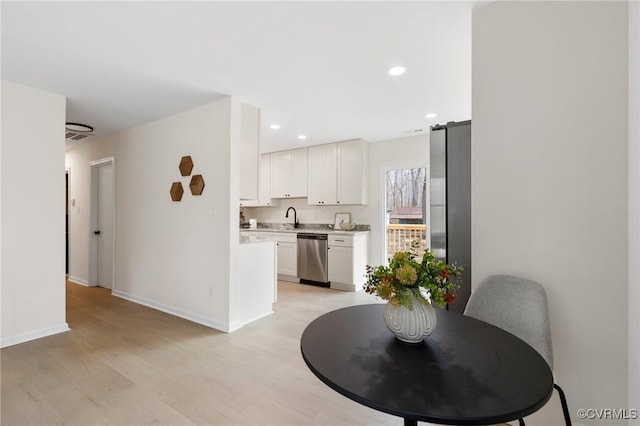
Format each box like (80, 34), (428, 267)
(322, 144), (338, 204)
(337, 139), (368, 205)
(307, 144), (337, 205)
(258, 154), (279, 206)
(289, 148), (308, 198)
(240, 199), (259, 207)
(307, 146), (324, 205)
(270, 151), (291, 198)
(328, 245), (353, 284)
(277, 241), (297, 277)
(239, 103), (260, 200)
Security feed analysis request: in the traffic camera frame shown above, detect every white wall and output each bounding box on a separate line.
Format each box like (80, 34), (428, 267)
(66, 97), (242, 332)
(629, 1), (640, 422)
(472, 2), (628, 424)
(1, 81), (69, 347)
(244, 134), (428, 266)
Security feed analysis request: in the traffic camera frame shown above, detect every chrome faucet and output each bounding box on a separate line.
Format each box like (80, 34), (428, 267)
(285, 206), (299, 228)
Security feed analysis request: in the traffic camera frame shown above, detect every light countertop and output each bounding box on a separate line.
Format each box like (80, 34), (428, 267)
(240, 227), (369, 236)
(239, 235), (278, 244)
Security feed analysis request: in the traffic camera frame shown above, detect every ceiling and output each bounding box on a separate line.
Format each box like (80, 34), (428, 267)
(1, 2), (473, 153)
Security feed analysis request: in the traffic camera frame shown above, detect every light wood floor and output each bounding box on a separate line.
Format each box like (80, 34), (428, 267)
(1, 281), (404, 426)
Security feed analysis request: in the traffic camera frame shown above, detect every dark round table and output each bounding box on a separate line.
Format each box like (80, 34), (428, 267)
(300, 304), (553, 426)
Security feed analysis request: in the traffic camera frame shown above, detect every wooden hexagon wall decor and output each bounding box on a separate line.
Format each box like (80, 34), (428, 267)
(179, 156), (194, 176)
(189, 174), (205, 196)
(170, 182), (184, 201)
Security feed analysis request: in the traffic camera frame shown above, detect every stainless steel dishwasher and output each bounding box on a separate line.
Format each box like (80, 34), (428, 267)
(297, 233), (329, 286)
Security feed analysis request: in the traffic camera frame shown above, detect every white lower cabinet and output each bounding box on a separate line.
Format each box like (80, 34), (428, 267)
(328, 245), (352, 284)
(241, 230), (368, 289)
(238, 239), (276, 325)
(328, 233), (368, 292)
(270, 232), (298, 281)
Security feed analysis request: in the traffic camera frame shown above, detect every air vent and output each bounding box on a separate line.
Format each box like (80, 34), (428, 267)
(65, 131), (91, 141)
(65, 122), (93, 142)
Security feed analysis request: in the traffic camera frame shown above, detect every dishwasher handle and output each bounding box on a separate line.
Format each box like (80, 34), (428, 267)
(297, 233), (328, 240)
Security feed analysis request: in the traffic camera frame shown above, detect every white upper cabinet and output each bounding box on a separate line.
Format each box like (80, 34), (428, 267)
(290, 148), (308, 197)
(258, 154), (280, 206)
(239, 103), (260, 200)
(270, 151), (290, 198)
(266, 139), (367, 204)
(307, 143), (338, 205)
(270, 148), (308, 198)
(306, 139), (368, 205)
(240, 154), (280, 207)
(337, 139), (369, 205)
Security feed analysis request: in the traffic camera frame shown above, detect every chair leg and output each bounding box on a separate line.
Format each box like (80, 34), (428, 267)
(518, 418), (525, 426)
(554, 383), (572, 426)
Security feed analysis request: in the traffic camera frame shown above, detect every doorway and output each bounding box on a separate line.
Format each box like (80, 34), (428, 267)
(89, 157), (115, 290)
(383, 166), (427, 263)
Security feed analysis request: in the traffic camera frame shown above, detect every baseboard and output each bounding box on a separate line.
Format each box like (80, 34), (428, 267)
(68, 276), (90, 286)
(227, 320), (244, 333)
(1, 323), (70, 348)
(242, 310), (274, 326)
(277, 274), (299, 283)
(111, 289), (238, 333)
(330, 281), (358, 292)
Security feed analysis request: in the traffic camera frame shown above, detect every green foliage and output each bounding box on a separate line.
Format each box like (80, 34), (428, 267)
(364, 243), (463, 310)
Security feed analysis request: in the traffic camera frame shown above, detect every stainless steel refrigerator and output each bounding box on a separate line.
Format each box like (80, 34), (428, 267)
(430, 120), (471, 314)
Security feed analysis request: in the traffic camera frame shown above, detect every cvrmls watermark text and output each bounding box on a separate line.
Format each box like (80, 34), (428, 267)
(577, 408), (638, 420)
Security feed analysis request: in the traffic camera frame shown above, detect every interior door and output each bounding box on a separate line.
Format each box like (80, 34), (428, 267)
(96, 163), (114, 289)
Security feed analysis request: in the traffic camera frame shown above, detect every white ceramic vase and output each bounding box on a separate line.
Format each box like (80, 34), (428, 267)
(383, 295), (437, 343)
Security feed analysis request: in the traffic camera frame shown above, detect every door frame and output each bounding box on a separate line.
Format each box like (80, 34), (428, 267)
(89, 157), (115, 289)
(379, 160), (429, 265)
(65, 167), (70, 278)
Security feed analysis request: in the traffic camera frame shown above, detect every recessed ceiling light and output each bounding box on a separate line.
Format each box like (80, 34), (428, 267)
(298, 134), (307, 140)
(388, 66), (406, 76)
(270, 124), (280, 130)
(425, 113), (438, 119)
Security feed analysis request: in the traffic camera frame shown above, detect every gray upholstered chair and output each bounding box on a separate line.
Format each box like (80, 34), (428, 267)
(464, 274), (571, 426)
